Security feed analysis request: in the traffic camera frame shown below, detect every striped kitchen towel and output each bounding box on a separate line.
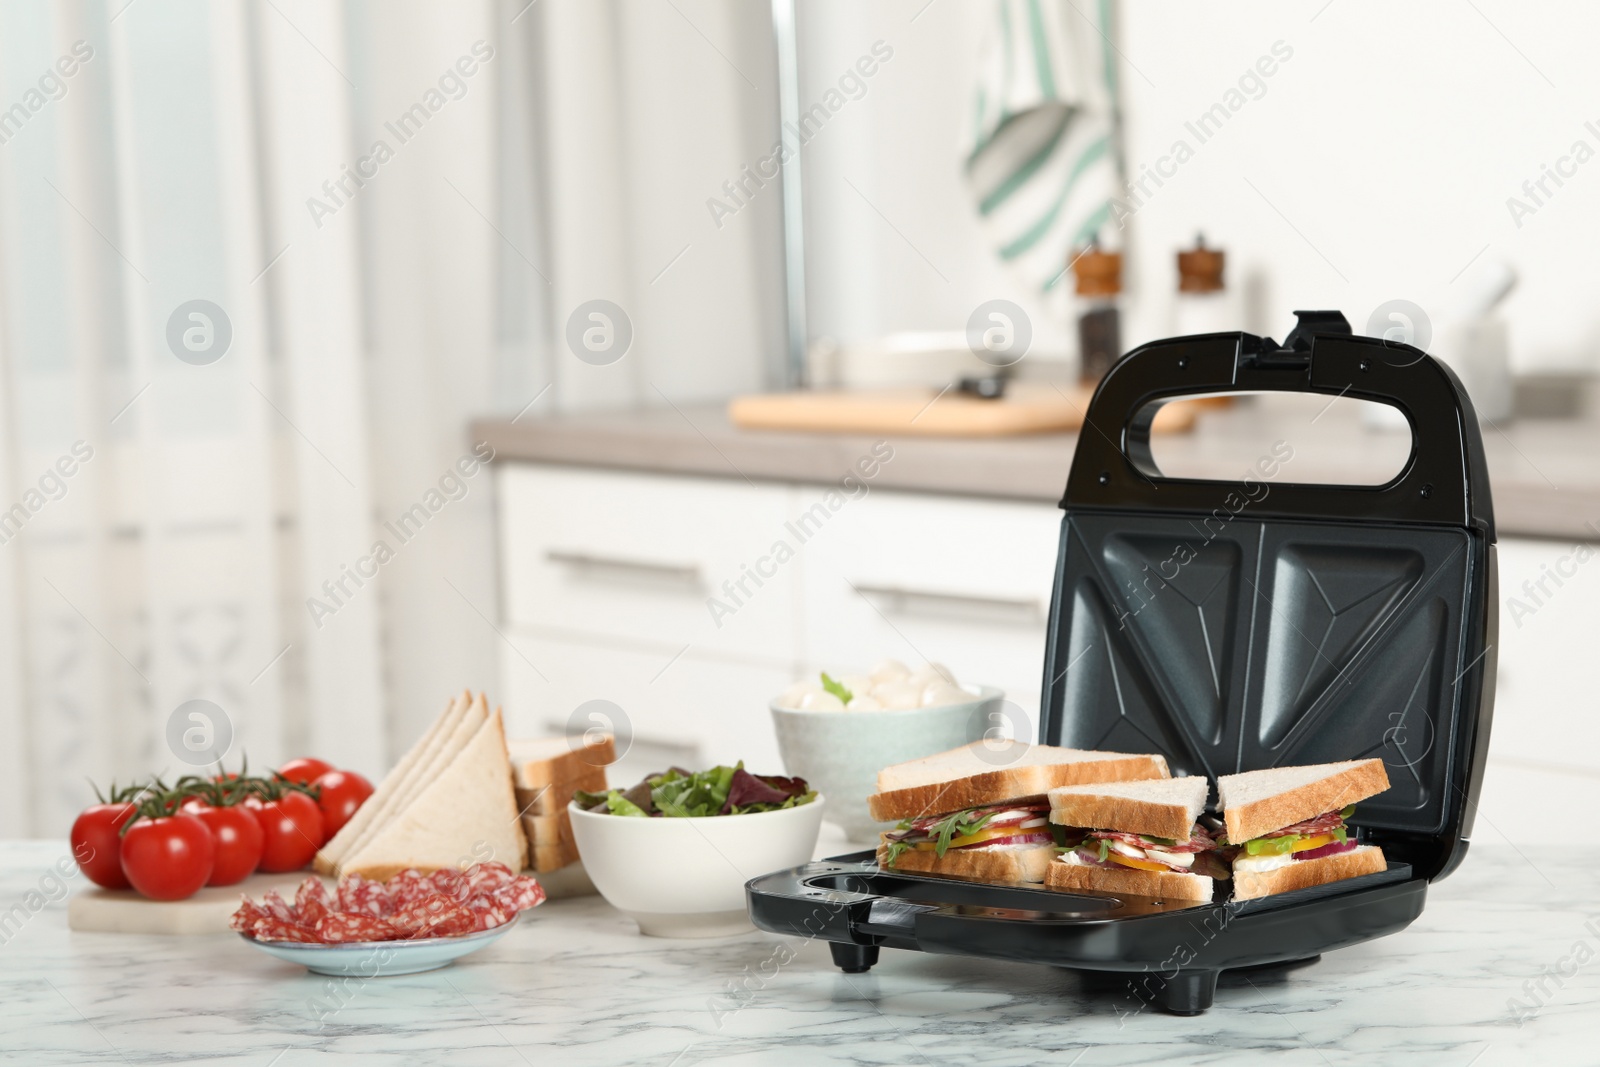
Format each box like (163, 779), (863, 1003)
(964, 0), (1123, 295)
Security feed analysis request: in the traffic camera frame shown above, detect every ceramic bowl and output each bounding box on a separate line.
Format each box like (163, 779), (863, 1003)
(569, 795), (825, 938)
(770, 684), (1002, 843)
(238, 915), (520, 976)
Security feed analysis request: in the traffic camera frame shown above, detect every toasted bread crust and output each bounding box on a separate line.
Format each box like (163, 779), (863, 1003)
(1044, 859), (1213, 902)
(1223, 760), (1391, 843)
(1047, 793), (1196, 840)
(867, 755), (1169, 823)
(875, 841), (1054, 884)
(1232, 845), (1387, 900)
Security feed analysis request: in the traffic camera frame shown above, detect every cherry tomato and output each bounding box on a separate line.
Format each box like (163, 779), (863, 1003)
(313, 770), (374, 839)
(71, 803), (138, 889)
(276, 758), (334, 785)
(120, 814), (215, 901)
(190, 804), (264, 886)
(253, 790), (324, 872)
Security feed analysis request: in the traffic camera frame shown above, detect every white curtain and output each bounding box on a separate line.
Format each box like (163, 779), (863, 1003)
(0, 0), (783, 837)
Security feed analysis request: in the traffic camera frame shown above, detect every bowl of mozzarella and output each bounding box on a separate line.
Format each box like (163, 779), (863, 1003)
(769, 660), (1002, 843)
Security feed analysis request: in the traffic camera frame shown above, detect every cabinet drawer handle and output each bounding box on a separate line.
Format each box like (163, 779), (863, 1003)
(852, 583), (1042, 624)
(545, 550), (704, 590)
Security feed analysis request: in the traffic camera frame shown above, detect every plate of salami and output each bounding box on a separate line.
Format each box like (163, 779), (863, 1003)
(232, 862), (544, 976)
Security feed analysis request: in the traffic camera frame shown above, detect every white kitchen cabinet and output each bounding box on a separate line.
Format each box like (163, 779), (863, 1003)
(499, 464), (796, 664)
(495, 463), (1064, 762)
(1473, 536), (1600, 845)
(499, 626), (789, 784)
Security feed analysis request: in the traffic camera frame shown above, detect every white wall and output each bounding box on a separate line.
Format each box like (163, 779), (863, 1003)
(800, 0), (1600, 374)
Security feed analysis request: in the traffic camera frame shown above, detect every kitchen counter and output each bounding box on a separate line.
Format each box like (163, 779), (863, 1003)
(6, 840), (1594, 1064)
(474, 399), (1600, 541)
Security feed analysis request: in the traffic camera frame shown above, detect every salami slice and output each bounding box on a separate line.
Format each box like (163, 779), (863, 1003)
(230, 898), (269, 932)
(428, 867), (470, 904)
(393, 894), (477, 938)
(336, 874), (394, 918)
(502, 876), (546, 913)
(464, 862), (516, 896)
(261, 889), (298, 923)
(295, 877), (333, 924)
(251, 919), (319, 943)
(388, 868), (430, 907)
(314, 913), (401, 944)
(470, 901), (514, 931)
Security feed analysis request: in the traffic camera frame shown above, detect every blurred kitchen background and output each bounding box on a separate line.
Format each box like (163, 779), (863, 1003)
(1, 0), (1596, 839)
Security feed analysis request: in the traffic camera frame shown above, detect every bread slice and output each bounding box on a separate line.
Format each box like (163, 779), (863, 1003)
(532, 837), (582, 873)
(324, 691), (488, 873)
(521, 810), (574, 846)
(1218, 760), (1391, 844)
(515, 768), (608, 818)
(1048, 776), (1210, 840)
(868, 742), (1170, 823)
(508, 735), (616, 790)
(341, 706), (529, 880)
(1232, 845), (1387, 901)
(1046, 856), (1213, 902)
(875, 841), (1054, 884)
(314, 690), (469, 874)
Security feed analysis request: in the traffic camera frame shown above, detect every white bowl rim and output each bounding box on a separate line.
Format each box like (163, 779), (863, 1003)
(769, 682), (1004, 716)
(568, 792), (826, 823)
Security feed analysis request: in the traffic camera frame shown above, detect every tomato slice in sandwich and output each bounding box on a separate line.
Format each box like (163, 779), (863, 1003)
(1108, 854), (1171, 873)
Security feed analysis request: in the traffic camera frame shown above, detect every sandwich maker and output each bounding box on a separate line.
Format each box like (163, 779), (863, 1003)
(746, 311), (1498, 1014)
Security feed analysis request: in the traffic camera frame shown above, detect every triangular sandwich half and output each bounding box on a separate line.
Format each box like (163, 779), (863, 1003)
(1218, 759), (1391, 901)
(1045, 777), (1222, 902)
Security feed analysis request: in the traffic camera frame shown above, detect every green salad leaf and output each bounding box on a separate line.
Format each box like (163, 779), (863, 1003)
(883, 839), (912, 867)
(579, 763), (817, 818)
(925, 808), (996, 857)
(819, 672), (853, 705)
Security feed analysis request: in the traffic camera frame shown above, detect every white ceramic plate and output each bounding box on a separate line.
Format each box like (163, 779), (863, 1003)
(238, 914), (520, 976)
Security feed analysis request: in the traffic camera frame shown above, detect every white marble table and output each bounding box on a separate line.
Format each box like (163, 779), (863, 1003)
(1, 840), (1592, 1065)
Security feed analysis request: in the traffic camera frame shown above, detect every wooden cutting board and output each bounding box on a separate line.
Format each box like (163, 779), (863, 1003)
(728, 382), (1197, 437)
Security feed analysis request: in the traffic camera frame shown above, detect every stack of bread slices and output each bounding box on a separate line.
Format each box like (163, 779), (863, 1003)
(507, 736), (613, 873)
(315, 691), (528, 880)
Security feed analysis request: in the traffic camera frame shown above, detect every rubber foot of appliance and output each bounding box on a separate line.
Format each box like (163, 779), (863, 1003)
(1158, 970), (1218, 1015)
(829, 942), (880, 974)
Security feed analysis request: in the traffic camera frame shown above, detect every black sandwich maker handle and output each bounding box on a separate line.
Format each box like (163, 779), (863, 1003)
(1062, 310), (1496, 538)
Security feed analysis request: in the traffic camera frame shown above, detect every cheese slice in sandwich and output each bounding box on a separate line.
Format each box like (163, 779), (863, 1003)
(1217, 759), (1391, 901)
(871, 741), (1170, 885)
(315, 690), (472, 874)
(340, 700), (528, 881)
(1045, 776), (1222, 902)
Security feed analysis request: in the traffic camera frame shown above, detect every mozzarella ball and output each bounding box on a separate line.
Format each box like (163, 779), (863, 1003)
(839, 674), (874, 698)
(846, 694), (884, 712)
(872, 680), (923, 710)
(776, 681), (818, 709)
(920, 682), (970, 707)
(870, 659), (911, 684)
(907, 662), (957, 689)
(798, 689), (845, 712)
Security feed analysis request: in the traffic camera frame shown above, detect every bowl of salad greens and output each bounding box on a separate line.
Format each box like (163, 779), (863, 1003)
(569, 764), (824, 938)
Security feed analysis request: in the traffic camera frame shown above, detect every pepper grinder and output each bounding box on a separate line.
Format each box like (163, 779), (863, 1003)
(1173, 235), (1232, 337)
(1073, 245), (1122, 386)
